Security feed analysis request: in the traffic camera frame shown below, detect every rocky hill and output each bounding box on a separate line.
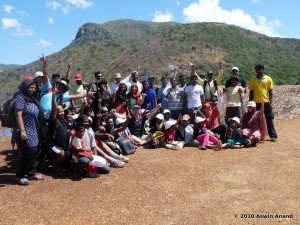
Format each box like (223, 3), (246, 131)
(1, 19), (300, 102)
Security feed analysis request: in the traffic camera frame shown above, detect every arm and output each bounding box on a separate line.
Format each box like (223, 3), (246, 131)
(50, 84), (59, 120)
(114, 114), (130, 133)
(39, 54), (49, 84)
(259, 99), (265, 118)
(65, 63), (71, 80)
(146, 103), (161, 120)
(70, 91), (94, 100)
(15, 109), (27, 141)
(215, 61), (223, 85)
(200, 94), (205, 105)
(249, 90), (254, 101)
(111, 91), (116, 104)
(268, 89), (273, 106)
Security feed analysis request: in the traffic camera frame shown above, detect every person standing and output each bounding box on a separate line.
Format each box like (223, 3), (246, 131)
(110, 73), (122, 93)
(248, 64), (277, 142)
(12, 80), (46, 185)
(70, 73), (89, 109)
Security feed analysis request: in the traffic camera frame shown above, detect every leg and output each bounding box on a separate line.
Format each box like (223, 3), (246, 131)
(211, 123), (227, 143)
(257, 103), (277, 139)
(16, 143), (38, 178)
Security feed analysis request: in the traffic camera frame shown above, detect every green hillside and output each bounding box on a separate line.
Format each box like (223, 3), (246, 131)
(1, 19), (300, 102)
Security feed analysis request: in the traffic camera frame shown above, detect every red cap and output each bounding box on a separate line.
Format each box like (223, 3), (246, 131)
(203, 103), (211, 110)
(75, 73), (83, 81)
(23, 75), (33, 80)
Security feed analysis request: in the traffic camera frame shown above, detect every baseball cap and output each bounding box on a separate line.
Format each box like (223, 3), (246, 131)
(163, 109), (171, 114)
(133, 105), (141, 109)
(75, 73), (83, 81)
(182, 114), (190, 121)
(34, 71), (43, 78)
(229, 117), (240, 124)
(247, 101), (256, 108)
(231, 67), (239, 72)
(195, 117), (205, 124)
(207, 71), (214, 75)
(203, 103), (211, 110)
(165, 120), (177, 130)
(115, 117), (126, 126)
(23, 75), (33, 80)
(115, 73), (122, 79)
(155, 113), (164, 120)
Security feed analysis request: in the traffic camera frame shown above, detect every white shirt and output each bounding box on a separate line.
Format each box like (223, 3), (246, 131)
(185, 84), (204, 109)
(110, 82), (120, 93)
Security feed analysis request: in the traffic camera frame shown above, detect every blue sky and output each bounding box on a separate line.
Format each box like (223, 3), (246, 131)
(1, 0), (299, 65)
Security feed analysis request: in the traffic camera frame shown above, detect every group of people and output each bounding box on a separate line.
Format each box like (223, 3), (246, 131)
(11, 54), (277, 185)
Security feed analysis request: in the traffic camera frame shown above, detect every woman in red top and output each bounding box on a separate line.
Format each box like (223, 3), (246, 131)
(202, 103), (227, 143)
(112, 83), (127, 115)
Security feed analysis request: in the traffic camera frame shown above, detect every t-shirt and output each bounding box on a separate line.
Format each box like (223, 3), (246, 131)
(40, 81), (71, 113)
(167, 87), (184, 111)
(248, 75), (274, 103)
(165, 129), (175, 142)
(69, 83), (87, 108)
(128, 116), (146, 138)
(185, 84), (204, 109)
(203, 107), (219, 129)
(226, 86), (242, 107)
(157, 85), (171, 111)
(48, 117), (69, 148)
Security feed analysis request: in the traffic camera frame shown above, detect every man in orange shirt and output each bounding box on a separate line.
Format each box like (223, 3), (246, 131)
(202, 103), (227, 143)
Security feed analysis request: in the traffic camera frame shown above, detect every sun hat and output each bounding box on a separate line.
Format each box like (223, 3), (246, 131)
(247, 101), (256, 108)
(34, 71), (43, 78)
(163, 109), (171, 114)
(115, 73), (122, 79)
(229, 117), (240, 124)
(182, 114), (190, 121)
(155, 113), (164, 120)
(132, 71), (138, 76)
(165, 120), (177, 130)
(75, 73), (83, 81)
(195, 117), (205, 124)
(55, 80), (69, 93)
(231, 67), (239, 72)
(101, 106), (108, 112)
(115, 117), (126, 126)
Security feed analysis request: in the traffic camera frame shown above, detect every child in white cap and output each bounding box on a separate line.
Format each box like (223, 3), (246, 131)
(226, 117), (251, 148)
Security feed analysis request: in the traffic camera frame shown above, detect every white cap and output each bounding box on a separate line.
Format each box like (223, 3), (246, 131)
(165, 120), (177, 130)
(229, 117), (240, 124)
(231, 66), (239, 72)
(195, 117), (205, 124)
(34, 71), (43, 78)
(115, 117), (126, 126)
(155, 113), (164, 120)
(163, 109), (171, 114)
(247, 101), (256, 108)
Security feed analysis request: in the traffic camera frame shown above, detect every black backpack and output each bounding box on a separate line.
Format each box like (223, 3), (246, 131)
(1, 93), (29, 128)
(116, 136), (136, 155)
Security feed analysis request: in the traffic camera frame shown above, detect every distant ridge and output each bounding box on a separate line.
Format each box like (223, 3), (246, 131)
(1, 19), (300, 102)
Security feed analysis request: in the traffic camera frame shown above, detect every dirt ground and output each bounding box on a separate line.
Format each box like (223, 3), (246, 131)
(0, 117), (299, 225)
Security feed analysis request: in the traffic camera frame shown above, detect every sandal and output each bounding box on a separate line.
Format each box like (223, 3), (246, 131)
(16, 177), (29, 186)
(28, 174), (44, 181)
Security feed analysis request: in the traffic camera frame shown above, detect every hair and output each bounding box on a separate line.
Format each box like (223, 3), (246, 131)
(94, 71), (103, 77)
(75, 125), (85, 132)
(191, 74), (198, 80)
(97, 79), (107, 86)
(52, 73), (60, 79)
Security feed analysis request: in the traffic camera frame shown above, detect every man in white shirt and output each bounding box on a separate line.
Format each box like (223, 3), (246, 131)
(184, 75), (204, 123)
(121, 71), (143, 93)
(110, 73), (122, 93)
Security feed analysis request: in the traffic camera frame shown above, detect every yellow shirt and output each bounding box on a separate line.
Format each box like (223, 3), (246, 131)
(248, 75), (274, 103)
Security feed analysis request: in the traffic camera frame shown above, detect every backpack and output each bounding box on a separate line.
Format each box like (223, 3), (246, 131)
(1, 94), (27, 128)
(116, 136), (136, 155)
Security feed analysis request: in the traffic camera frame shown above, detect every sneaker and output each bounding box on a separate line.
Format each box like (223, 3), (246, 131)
(15, 177), (29, 186)
(88, 172), (100, 178)
(271, 138), (277, 142)
(28, 174), (44, 181)
(119, 155), (129, 163)
(110, 160), (125, 168)
(221, 143), (231, 149)
(199, 146), (207, 150)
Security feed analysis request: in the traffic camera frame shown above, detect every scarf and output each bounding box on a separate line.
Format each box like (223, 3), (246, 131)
(129, 83), (142, 105)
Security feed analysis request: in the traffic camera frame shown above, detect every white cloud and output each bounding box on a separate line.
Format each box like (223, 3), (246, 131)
(183, 0), (281, 37)
(3, 4), (29, 16)
(1, 18), (21, 29)
(48, 16), (54, 24)
(176, 1), (180, 7)
(152, 11), (174, 22)
(12, 27), (34, 37)
(35, 39), (53, 47)
(252, 0), (260, 3)
(66, 0), (93, 8)
(3, 5), (14, 14)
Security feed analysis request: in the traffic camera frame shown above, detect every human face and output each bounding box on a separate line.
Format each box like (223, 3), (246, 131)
(76, 128), (85, 139)
(171, 79), (177, 87)
(180, 76), (186, 85)
(163, 112), (171, 121)
(229, 121), (237, 130)
(76, 80), (82, 85)
(231, 69), (239, 76)
(95, 73), (103, 81)
(182, 120), (189, 127)
(120, 84), (126, 93)
(207, 74), (213, 82)
(106, 118), (114, 129)
(133, 108), (140, 115)
(203, 108), (212, 117)
(56, 106), (64, 119)
(163, 78), (169, 86)
(247, 106), (255, 112)
(255, 67), (264, 76)
(132, 73), (139, 82)
(115, 78), (121, 84)
(27, 84), (36, 96)
(131, 85), (138, 93)
(81, 118), (90, 129)
(143, 82), (149, 90)
(191, 77), (198, 85)
(230, 79), (238, 87)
